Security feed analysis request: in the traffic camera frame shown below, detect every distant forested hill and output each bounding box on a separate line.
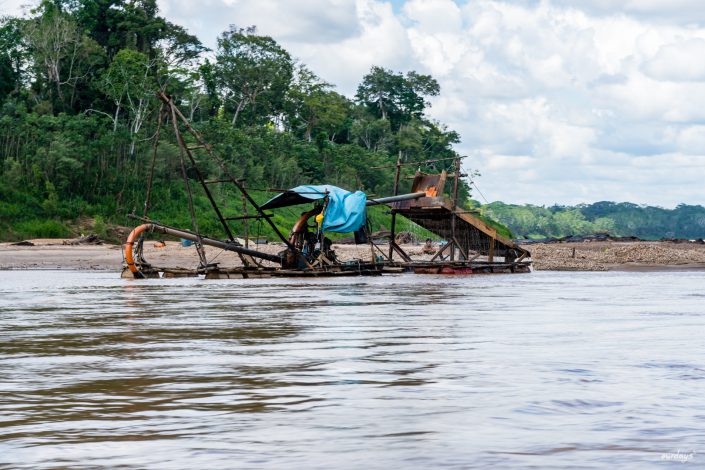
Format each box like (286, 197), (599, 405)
(478, 201), (705, 240)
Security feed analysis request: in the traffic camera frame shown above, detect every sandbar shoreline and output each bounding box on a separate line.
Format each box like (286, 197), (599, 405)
(2, 238), (705, 273)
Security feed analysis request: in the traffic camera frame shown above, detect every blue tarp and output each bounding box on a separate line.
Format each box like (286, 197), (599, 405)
(262, 185), (367, 233)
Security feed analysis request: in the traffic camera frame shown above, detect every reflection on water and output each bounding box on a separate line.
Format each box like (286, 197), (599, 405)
(1, 270), (704, 469)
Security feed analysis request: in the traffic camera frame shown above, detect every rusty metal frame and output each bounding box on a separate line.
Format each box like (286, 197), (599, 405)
(124, 92), (531, 278)
(156, 92), (294, 251)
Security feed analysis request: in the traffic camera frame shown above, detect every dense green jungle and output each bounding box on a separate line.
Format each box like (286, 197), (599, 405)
(2, 1), (703, 243)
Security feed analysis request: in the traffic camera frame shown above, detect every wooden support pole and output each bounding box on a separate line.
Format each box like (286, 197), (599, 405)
(242, 180), (249, 248)
(430, 240), (454, 262)
(143, 102), (164, 217)
(157, 92), (295, 251)
(390, 242), (412, 262)
(169, 104), (208, 268)
(453, 237), (468, 260)
(389, 151), (402, 261)
(450, 157), (460, 262)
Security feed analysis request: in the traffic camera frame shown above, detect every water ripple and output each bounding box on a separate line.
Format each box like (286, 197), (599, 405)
(1, 270), (704, 469)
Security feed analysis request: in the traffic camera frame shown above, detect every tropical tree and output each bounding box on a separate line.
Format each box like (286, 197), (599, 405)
(0, 16), (27, 101)
(101, 48), (155, 154)
(350, 112), (393, 152)
(355, 66), (440, 130)
(213, 26), (293, 127)
(286, 66), (349, 142)
(23, 3), (104, 111)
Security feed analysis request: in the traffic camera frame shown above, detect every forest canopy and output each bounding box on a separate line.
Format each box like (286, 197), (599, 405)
(0, 0), (472, 240)
(479, 201), (705, 241)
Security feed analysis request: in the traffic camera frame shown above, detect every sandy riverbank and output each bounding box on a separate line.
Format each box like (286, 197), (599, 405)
(1, 238), (705, 272)
(0, 239), (433, 272)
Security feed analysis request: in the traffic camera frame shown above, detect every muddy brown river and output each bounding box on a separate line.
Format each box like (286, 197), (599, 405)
(1, 270), (703, 468)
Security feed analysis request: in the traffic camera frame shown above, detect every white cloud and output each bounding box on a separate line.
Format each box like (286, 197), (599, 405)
(294, 0), (413, 93)
(677, 126), (705, 155)
(643, 38), (705, 82)
(597, 73), (705, 123)
(405, 29), (468, 76)
(159, 0), (361, 45)
(552, 0), (705, 25)
(0, 0), (32, 16)
(403, 0), (463, 33)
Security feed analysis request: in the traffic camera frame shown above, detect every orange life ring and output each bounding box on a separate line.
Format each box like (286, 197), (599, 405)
(124, 223), (153, 275)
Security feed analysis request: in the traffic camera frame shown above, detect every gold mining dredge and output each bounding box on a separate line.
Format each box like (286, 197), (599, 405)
(122, 92), (530, 279)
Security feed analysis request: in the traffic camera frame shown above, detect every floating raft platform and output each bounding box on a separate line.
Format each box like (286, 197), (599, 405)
(122, 263), (383, 279)
(403, 261), (531, 275)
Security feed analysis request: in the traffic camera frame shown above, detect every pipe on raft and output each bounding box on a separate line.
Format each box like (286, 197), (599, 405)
(124, 223), (282, 275)
(365, 191), (426, 206)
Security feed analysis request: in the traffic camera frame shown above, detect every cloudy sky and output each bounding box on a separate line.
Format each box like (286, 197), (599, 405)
(5, 0), (705, 207)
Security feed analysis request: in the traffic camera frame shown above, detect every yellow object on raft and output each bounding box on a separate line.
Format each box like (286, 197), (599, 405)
(315, 212), (324, 226)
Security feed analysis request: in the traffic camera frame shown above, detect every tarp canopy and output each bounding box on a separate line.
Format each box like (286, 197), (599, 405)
(261, 185), (367, 233)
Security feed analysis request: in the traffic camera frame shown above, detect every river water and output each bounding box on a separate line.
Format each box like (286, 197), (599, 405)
(0, 270), (703, 469)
